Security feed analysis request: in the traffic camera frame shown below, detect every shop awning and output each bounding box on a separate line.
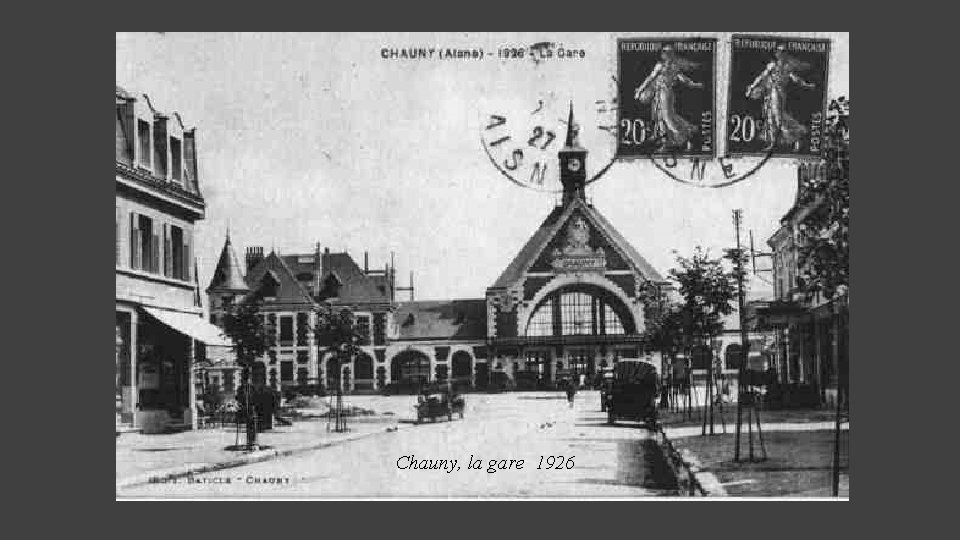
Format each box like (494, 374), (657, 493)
(143, 307), (233, 348)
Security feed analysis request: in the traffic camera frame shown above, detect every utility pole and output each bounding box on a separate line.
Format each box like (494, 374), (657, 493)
(733, 209), (766, 462)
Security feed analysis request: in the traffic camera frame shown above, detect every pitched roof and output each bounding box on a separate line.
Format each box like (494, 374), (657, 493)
(491, 205), (565, 289)
(337, 273), (392, 304)
(207, 235), (249, 293)
(318, 252), (392, 304)
(245, 251), (315, 305)
(588, 206), (664, 282)
(490, 198), (663, 289)
(394, 299), (487, 340)
(280, 254), (319, 282)
(322, 253), (365, 282)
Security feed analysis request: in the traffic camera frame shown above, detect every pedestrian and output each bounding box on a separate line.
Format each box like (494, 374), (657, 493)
(566, 380), (577, 408)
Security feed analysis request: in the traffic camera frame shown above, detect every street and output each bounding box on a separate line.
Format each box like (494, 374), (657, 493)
(121, 391), (679, 498)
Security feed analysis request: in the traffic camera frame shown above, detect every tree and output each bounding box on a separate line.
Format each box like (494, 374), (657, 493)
(221, 291), (275, 448)
(646, 308), (682, 359)
(797, 97), (849, 301)
(796, 97), (850, 407)
(669, 247), (738, 349)
(313, 305), (364, 391)
(668, 247), (738, 433)
(312, 304), (364, 432)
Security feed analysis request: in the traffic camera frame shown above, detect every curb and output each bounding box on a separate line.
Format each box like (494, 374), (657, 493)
(651, 423), (727, 497)
(117, 423), (412, 491)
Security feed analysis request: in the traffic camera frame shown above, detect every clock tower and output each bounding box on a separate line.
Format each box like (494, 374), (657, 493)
(558, 102), (588, 206)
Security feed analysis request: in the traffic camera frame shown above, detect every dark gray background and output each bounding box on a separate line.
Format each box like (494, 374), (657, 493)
(7, 1), (935, 535)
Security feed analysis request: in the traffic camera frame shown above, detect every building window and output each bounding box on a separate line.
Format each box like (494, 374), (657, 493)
(296, 313), (309, 346)
(137, 120), (151, 169)
(525, 288), (628, 337)
(296, 368), (309, 386)
(373, 313), (386, 345)
(560, 292), (593, 336)
(279, 315), (294, 346)
(260, 273), (279, 298)
(356, 316), (371, 346)
(223, 371), (235, 393)
(280, 361), (294, 382)
(132, 214), (158, 273)
(170, 137), (182, 183)
(115, 206), (122, 266)
(603, 304), (625, 335)
(153, 124), (167, 179)
(164, 225), (187, 280)
(526, 299), (553, 337)
(296, 350), (309, 364)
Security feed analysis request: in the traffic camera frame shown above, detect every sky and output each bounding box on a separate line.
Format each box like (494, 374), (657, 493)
(116, 32), (849, 303)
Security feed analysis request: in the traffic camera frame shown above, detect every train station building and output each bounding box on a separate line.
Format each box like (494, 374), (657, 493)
(208, 107), (669, 392)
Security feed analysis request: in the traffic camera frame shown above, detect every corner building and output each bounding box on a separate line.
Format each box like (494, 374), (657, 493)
(116, 85), (230, 433)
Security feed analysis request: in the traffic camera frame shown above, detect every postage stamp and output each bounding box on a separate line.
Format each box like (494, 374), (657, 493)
(727, 35), (830, 158)
(616, 37), (717, 159)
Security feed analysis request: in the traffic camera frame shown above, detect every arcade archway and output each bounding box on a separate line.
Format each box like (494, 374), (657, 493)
(354, 352), (375, 391)
(524, 284), (636, 338)
(451, 351), (473, 383)
(390, 350), (431, 386)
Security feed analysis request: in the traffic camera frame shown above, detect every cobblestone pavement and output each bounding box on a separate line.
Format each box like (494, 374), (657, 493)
(120, 391), (679, 498)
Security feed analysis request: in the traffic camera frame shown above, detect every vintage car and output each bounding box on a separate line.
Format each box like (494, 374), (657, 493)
(415, 391), (465, 424)
(604, 359), (659, 426)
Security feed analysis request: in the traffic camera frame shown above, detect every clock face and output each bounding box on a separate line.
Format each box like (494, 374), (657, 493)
(479, 90), (618, 193)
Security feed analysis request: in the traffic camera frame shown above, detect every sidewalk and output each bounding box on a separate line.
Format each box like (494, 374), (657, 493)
(656, 407), (850, 497)
(117, 417), (406, 491)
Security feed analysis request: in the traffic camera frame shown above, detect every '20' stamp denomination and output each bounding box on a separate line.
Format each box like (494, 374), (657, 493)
(727, 35), (830, 157)
(616, 37), (717, 159)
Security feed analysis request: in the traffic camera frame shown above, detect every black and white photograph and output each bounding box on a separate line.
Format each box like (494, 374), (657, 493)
(115, 32), (850, 500)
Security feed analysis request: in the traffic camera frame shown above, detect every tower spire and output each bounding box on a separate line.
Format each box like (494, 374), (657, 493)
(207, 232), (249, 293)
(565, 101), (578, 148)
(558, 101), (588, 205)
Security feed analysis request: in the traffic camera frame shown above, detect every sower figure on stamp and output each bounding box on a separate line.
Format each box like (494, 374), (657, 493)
(746, 43), (816, 152)
(634, 44), (704, 152)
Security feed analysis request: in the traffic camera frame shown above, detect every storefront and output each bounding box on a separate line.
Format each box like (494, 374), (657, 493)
(115, 305), (232, 433)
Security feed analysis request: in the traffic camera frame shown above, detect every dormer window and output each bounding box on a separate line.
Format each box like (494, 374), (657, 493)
(137, 120), (151, 169)
(170, 137), (182, 183)
(153, 123), (167, 179)
(322, 274), (341, 298)
(260, 272), (279, 298)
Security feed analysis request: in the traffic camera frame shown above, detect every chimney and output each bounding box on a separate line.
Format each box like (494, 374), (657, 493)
(364, 251), (369, 274)
(245, 246), (264, 272)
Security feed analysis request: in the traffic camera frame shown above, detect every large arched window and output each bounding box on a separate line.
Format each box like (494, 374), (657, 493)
(525, 286), (632, 337)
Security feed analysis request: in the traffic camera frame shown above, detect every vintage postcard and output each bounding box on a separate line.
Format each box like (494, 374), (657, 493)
(116, 32), (849, 500)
